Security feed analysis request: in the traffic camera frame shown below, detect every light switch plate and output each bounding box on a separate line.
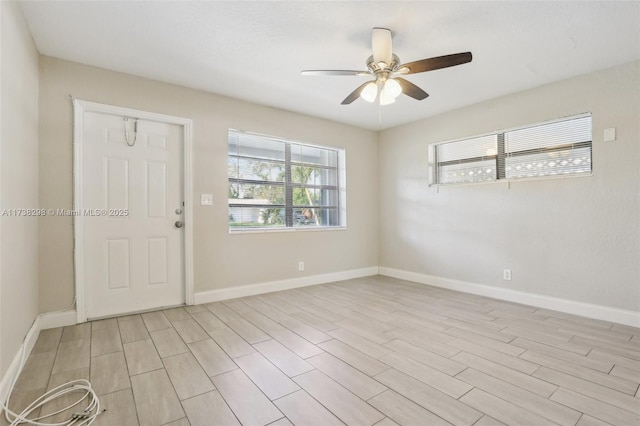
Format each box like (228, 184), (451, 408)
(200, 193), (213, 206)
(604, 127), (616, 142)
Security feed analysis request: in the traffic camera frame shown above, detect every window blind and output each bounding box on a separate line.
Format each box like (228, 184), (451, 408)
(435, 135), (498, 184)
(431, 114), (592, 185)
(504, 115), (592, 179)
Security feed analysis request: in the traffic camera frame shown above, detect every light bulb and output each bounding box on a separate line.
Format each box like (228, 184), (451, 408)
(384, 78), (402, 98)
(360, 82), (378, 102)
(379, 87), (396, 105)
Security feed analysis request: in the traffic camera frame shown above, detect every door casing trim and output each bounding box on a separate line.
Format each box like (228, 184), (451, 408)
(73, 99), (194, 323)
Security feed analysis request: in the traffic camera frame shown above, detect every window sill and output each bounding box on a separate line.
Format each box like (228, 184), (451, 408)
(229, 226), (347, 235)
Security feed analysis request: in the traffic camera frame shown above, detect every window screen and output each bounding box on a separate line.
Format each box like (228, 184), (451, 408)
(431, 114), (592, 185)
(228, 130), (344, 230)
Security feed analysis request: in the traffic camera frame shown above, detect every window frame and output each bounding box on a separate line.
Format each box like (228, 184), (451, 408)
(428, 113), (593, 186)
(227, 129), (347, 233)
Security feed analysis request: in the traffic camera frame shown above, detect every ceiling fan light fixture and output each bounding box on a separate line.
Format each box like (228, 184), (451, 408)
(379, 87), (396, 105)
(361, 81), (378, 102)
(384, 78), (402, 98)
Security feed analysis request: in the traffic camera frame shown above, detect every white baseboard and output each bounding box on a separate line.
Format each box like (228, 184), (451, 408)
(194, 266), (379, 304)
(1, 309), (77, 410)
(0, 316), (40, 409)
(379, 267), (640, 328)
(39, 310), (77, 330)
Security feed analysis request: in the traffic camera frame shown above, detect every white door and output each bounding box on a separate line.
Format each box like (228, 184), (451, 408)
(81, 111), (185, 319)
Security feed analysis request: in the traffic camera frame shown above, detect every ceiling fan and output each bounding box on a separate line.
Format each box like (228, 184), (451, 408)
(302, 28), (472, 105)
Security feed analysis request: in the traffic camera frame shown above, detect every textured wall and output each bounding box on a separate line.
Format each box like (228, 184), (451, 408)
(0, 1), (40, 376)
(378, 61), (640, 312)
(38, 57), (379, 313)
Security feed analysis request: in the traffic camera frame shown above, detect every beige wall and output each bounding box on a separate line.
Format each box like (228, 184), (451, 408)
(38, 57), (379, 312)
(379, 61), (640, 312)
(0, 1), (40, 376)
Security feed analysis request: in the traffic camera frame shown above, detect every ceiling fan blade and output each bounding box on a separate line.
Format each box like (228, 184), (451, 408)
(372, 27), (392, 65)
(341, 81), (373, 105)
(395, 78), (429, 100)
(400, 52), (472, 74)
(302, 70), (369, 76)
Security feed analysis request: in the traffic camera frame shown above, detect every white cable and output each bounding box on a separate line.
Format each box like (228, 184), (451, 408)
(2, 340), (102, 425)
(5, 380), (100, 426)
(46, 296), (77, 315)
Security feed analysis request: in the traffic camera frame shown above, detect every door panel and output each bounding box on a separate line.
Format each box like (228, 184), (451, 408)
(147, 161), (167, 218)
(148, 237), (168, 286)
(107, 239), (130, 290)
(82, 111), (184, 319)
(106, 158), (129, 210)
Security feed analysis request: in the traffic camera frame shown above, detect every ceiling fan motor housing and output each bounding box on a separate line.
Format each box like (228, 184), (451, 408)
(366, 54), (401, 74)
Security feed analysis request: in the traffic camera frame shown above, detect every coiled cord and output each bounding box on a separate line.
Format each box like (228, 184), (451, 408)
(2, 344), (102, 425)
(4, 379), (101, 425)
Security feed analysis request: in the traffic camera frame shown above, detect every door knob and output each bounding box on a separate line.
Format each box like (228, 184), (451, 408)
(175, 220), (184, 228)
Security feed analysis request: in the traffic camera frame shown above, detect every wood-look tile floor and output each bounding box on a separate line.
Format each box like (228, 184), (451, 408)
(4, 275), (640, 426)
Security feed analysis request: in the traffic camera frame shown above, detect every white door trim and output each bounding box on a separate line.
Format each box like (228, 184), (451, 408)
(73, 99), (194, 323)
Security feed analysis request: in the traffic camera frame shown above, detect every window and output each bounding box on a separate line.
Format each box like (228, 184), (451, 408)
(429, 114), (592, 185)
(227, 130), (345, 231)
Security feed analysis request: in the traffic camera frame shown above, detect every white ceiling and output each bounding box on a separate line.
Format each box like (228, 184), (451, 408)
(19, 1), (640, 130)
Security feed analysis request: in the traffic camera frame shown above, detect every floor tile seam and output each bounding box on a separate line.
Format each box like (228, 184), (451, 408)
(522, 350), (640, 395)
(173, 385), (217, 403)
(587, 350), (640, 368)
(530, 368), (640, 414)
(464, 384), (575, 425)
(547, 387), (636, 425)
(308, 353), (390, 400)
(458, 369), (587, 425)
(384, 341), (473, 374)
(228, 346), (310, 398)
(124, 327), (166, 383)
(160, 353), (217, 402)
(126, 371), (147, 426)
(211, 369), (285, 425)
(376, 364), (479, 412)
(453, 354), (560, 399)
(16, 349), (58, 394)
(368, 387), (459, 426)
(120, 335), (152, 345)
(276, 380), (364, 425)
(125, 365), (165, 379)
(117, 318), (151, 345)
(511, 338), (613, 363)
(296, 368), (389, 423)
(456, 342), (541, 376)
(94, 381), (131, 398)
(569, 336), (640, 357)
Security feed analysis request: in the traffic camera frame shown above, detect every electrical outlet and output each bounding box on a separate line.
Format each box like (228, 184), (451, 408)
(298, 261), (305, 271)
(503, 269), (512, 281)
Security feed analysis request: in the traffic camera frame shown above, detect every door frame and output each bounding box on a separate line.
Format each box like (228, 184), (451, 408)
(73, 99), (194, 323)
